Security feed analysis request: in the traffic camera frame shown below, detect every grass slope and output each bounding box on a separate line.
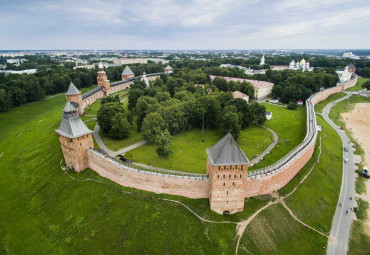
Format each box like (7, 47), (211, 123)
(249, 103), (306, 170)
(0, 93), (240, 254)
(346, 77), (369, 92)
(125, 126), (272, 174)
(238, 203), (327, 255)
(314, 92), (346, 113)
(285, 116), (343, 234)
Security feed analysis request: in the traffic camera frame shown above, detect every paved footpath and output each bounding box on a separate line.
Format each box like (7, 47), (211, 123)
(249, 127), (278, 166)
(324, 93), (356, 255)
(93, 124), (147, 157)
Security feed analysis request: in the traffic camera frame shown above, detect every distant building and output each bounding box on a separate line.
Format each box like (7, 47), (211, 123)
(347, 63), (356, 73)
(232, 91), (249, 103)
(297, 99), (304, 105)
(0, 69), (37, 75)
(342, 52), (359, 59)
(117, 58), (148, 65)
(266, 111), (272, 120)
(259, 54), (265, 65)
(271, 65), (289, 71)
(164, 65), (173, 74)
(220, 64), (266, 76)
(210, 75), (274, 100)
(289, 58), (313, 72)
(336, 65), (353, 83)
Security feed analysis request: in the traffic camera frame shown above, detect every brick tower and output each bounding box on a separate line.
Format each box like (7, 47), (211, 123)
(206, 133), (249, 214)
(347, 63), (356, 73)
(97, 62), (110, 95)
(65, 82), (83, 116)
(56, 102), (94, 172)
(121, 66), (135, 80)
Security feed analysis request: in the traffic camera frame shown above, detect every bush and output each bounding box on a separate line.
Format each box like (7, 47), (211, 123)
(362, 80), (370, 90)
(155, 131), (173, 158)
(287, 102), (298, 110)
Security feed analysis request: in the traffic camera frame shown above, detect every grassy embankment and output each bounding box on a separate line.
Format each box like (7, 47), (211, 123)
(0, 90), (275, 254)
(329, 92), (370, 255)
(239, 114), (343, 254)
(346, 77), (369, 92)
(314, 92), (346, 113)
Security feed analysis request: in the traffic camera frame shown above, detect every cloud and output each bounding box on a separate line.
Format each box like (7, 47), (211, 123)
(0, 0), (369, 49)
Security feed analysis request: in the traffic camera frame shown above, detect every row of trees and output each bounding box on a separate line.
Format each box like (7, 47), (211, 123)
(0, 62), (164, 112)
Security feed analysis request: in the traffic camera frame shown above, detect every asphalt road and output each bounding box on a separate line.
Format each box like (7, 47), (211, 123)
(324, 93), (355, 255)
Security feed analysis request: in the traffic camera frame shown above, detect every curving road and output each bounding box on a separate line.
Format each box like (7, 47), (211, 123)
(324, 93), (355, 255)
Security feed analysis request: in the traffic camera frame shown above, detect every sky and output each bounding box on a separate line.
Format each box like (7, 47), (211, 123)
(0, 0), (369, 50)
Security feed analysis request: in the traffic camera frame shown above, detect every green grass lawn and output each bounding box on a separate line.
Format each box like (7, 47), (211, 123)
(0, 91), (245, 254)
(346, 77), (369, 92)
(348, 220), (370, 255)
(125, 126), (272, 174)
(314, 92), (346, 113)
(249, 103), (306, 170)
(285, 116), (343, 234)
(238, 203), (328, 255)
(98, 121), (143, 151)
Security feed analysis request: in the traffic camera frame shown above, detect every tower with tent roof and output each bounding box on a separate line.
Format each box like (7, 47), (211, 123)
(56, 102), (93, 172)
(206, 133), (249, 214)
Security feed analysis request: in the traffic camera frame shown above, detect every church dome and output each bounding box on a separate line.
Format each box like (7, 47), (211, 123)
(300, 58), (306, 65)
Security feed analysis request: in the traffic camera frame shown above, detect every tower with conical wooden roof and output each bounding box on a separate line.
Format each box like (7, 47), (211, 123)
(65, 82), (83, 115)
(121, 66), (135, 80)
(56, 102), (94, 172)
(206, 133), (249, 214)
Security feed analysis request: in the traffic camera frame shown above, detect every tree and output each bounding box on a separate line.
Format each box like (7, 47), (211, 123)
(155, 130), (173, 158)
(239, 81), (255, 98)
(155, 91), (171, 102)
(141, 112), (167, 143)
(287, 102), (298, 110)
(222, 106), (241, 140)
(128, 89), (144, 111)
(109, 112), (131, 139)
(249, 102), (266, 125)
(230, 98), (251, 128)
(0, 89), (12, 112)
(362, 80), (370, 90)
(212, 77), (228, 92)
(101, 95), (120, 105)
(193, 95), (221, 130)
(136, 96), (158, 131)
(97, 102), (124, 133)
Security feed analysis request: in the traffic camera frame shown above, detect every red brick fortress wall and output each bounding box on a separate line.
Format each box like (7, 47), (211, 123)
(87, 149), (209, 199)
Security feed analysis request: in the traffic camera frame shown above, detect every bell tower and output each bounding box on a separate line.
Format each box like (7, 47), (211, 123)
(56, 102), (94, 172)
(65, 82), (83, 115)
(206, 133), (249, 214)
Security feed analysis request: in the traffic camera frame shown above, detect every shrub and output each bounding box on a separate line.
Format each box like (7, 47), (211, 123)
(287, 102), (298, 110)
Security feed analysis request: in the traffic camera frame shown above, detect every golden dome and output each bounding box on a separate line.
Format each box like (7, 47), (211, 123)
(300, 58), (306, 65)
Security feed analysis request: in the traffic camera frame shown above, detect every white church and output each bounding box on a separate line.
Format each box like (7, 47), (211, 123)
(289, 58), (313, 72)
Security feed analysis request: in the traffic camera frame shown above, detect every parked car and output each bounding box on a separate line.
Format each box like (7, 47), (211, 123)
(344, 158), (349, 162)
(344, 147), (348, 152)
(340, 126), (344, 130)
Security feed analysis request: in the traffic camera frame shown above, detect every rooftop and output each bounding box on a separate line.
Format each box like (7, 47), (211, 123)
(56, 102), (93, 139)
(65, 82), (80, 95)
(210, 75), (274, 89)
(122, 66), (134, 75)
(206, 133), (249, 166)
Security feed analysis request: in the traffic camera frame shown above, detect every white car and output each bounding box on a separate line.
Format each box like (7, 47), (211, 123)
(344, 158), (349, 162)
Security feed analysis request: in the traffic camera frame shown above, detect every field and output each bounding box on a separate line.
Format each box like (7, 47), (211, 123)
(346, 77), (369, 92)
(125, 126), (273, 173)
(249, 103), (306, 170)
